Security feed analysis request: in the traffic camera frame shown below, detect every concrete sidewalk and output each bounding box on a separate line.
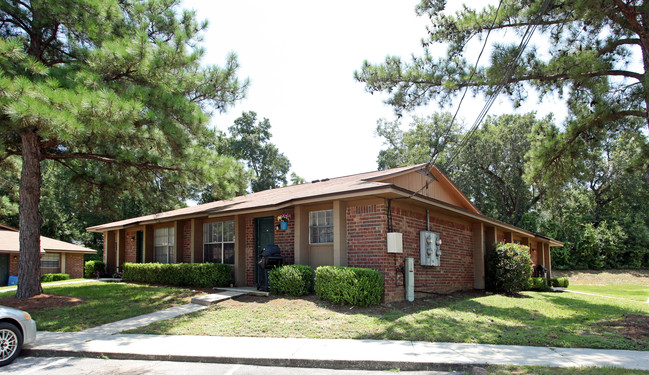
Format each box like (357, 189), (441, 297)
(19, 289), (649, 371)
(25, 332), (649, 371)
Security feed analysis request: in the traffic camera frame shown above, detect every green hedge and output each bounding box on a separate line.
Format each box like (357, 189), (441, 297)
(122, 262), (233, 287)
(549, 277), (570, 288)
(41, 273), (70, 282)
(315, 266), (383, 306)
(527, 277), (550, 291)
(486, 242), (533, 294)
(84, 260), (105, 278)
(268, 265), (314, 296)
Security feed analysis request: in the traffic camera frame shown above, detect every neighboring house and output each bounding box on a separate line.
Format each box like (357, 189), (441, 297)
(87, 164), (562, 302)
(0, 224), (96, 285)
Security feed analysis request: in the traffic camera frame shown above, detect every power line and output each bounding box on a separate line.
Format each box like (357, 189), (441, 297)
(426, 0), (504, 172)
(444, 0), (553, 170)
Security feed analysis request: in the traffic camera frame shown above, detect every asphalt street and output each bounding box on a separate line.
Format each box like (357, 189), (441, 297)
(4, 356), (459, 375)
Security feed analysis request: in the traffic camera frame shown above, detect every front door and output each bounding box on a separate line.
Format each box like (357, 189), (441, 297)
(0, 253), (9, 286)
(254, 217), (275, 285)
(136, 231), (143, 263)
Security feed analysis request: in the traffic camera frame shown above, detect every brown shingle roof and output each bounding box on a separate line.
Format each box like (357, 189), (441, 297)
(0, 231), (96, 254)
(87, 164), (426, 232)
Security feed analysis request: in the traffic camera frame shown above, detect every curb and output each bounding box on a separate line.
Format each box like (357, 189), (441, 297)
(23, 348), (475, 372)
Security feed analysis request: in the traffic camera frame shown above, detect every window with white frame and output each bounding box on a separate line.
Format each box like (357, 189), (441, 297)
(154, 227), (175, 264)
(203, 221), (235, 265)
(309, 209), (333, 244)
(41, 253), (60, 273)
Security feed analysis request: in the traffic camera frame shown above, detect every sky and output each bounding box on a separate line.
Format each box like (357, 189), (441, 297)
(183, 0), (565, 182)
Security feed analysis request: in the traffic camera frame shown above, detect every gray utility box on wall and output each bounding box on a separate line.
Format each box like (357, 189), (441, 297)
(420, 231), (442, 266)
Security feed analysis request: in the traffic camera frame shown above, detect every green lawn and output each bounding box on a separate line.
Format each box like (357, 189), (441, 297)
(0, 278), (90, 293)
(129, 290), (649, 351)
(486, 365), (649, 375)
(569, 284), (649, 302)
(0, 282), (200, 332)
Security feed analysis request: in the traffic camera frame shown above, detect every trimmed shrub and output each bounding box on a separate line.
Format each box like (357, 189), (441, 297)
(84, 260), (105, 278)
(486, 242), (533, 294)
(527, 277), (550, 291)
(41, 273), (70, 282)
(268, 265), (314, 296)
(549, 277), (570, 288)
(121, 262), (233, 287)
(315, 266), (383, 306)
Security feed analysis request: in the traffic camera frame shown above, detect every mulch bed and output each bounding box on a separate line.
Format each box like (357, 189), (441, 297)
(0, 293), (84, 311)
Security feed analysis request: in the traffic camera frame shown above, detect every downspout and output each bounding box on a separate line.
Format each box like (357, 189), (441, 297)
(427, 209), (430, 231)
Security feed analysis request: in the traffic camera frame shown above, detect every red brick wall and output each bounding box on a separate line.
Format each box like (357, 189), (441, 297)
(346, 204), (395, 298)
(274, 210), (295, 265)
(65, 253), (85, 279)
(245, 218), (255, 286)
(10, 253), (87, 279)
(346, 203), (474, 302)
(183, 221), (192, 263)
(125, 231), (137, 263)
(390, 206), (474, 299)
(8, 254), (18, 276)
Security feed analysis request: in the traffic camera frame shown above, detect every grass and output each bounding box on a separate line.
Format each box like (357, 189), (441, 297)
(0, 278), (90, 293)
(569, 284), (649, 302)
(129, 289), (649, 351)
(0, 282), (200, 332)
(553, 269), (649, 302)
(485, 365), (649, 374)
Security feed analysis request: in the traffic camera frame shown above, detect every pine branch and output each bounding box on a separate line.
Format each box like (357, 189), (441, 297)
(545, 109), (649, 169)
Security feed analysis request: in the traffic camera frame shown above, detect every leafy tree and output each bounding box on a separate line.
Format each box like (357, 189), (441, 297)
(225, 111), (291, 192)
(539, 124), (649, 269)
(375, 112), (548, 229)
(0, 0), (247, 298)
(375, 112), (462, 170)
(355, 0), (649, 187)
(290, 172), (306, 185)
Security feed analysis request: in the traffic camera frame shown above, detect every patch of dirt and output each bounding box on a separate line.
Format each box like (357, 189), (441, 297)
(0, 293), (84, 311)
(596, 314), (649, 342)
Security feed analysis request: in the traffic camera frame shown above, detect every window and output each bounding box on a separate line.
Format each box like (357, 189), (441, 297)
(41, 253), (60, 273)
(154, 227), (175, 264)
(309, 209), (333, 244)
(204, 221), (235, 265)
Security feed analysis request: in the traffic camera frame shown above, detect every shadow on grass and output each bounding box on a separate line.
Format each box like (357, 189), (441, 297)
(227, 290), (649, 350)
(26, 282), (198, 332)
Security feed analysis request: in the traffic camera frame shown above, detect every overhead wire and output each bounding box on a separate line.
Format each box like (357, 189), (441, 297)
(387, 0), (552, 230)
(443, 0), (553, 170)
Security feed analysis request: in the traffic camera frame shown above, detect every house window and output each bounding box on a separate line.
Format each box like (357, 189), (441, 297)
(309, 209), (333, 244)
(41, 253), (60, 274)
(203, 221), (235, 265)
(154, 227), (175, 263)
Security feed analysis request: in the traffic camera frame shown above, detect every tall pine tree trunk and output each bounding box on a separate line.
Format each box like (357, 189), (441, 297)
(16, 129), (43, 299)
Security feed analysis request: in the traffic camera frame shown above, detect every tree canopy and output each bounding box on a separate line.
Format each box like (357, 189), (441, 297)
(0, 0), (247, 297)
(377, 112), (549, 230)
(224, 111), (291, 193)
(355, 0), (649, 187)
(376, 111), (649, 268)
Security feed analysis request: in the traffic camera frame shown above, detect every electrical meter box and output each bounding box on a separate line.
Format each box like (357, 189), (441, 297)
(420, 231), (442, 266)
(387, 232), (403, 253)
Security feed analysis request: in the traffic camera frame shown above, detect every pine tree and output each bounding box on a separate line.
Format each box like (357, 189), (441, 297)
(0, 0), (247, 298)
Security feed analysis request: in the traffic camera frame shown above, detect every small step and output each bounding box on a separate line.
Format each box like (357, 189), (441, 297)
(213, 287), (269, 297)
(191, 291), (245, 306)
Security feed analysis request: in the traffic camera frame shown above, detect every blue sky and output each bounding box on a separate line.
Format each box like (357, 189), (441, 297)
(184, 0), (565, 182)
